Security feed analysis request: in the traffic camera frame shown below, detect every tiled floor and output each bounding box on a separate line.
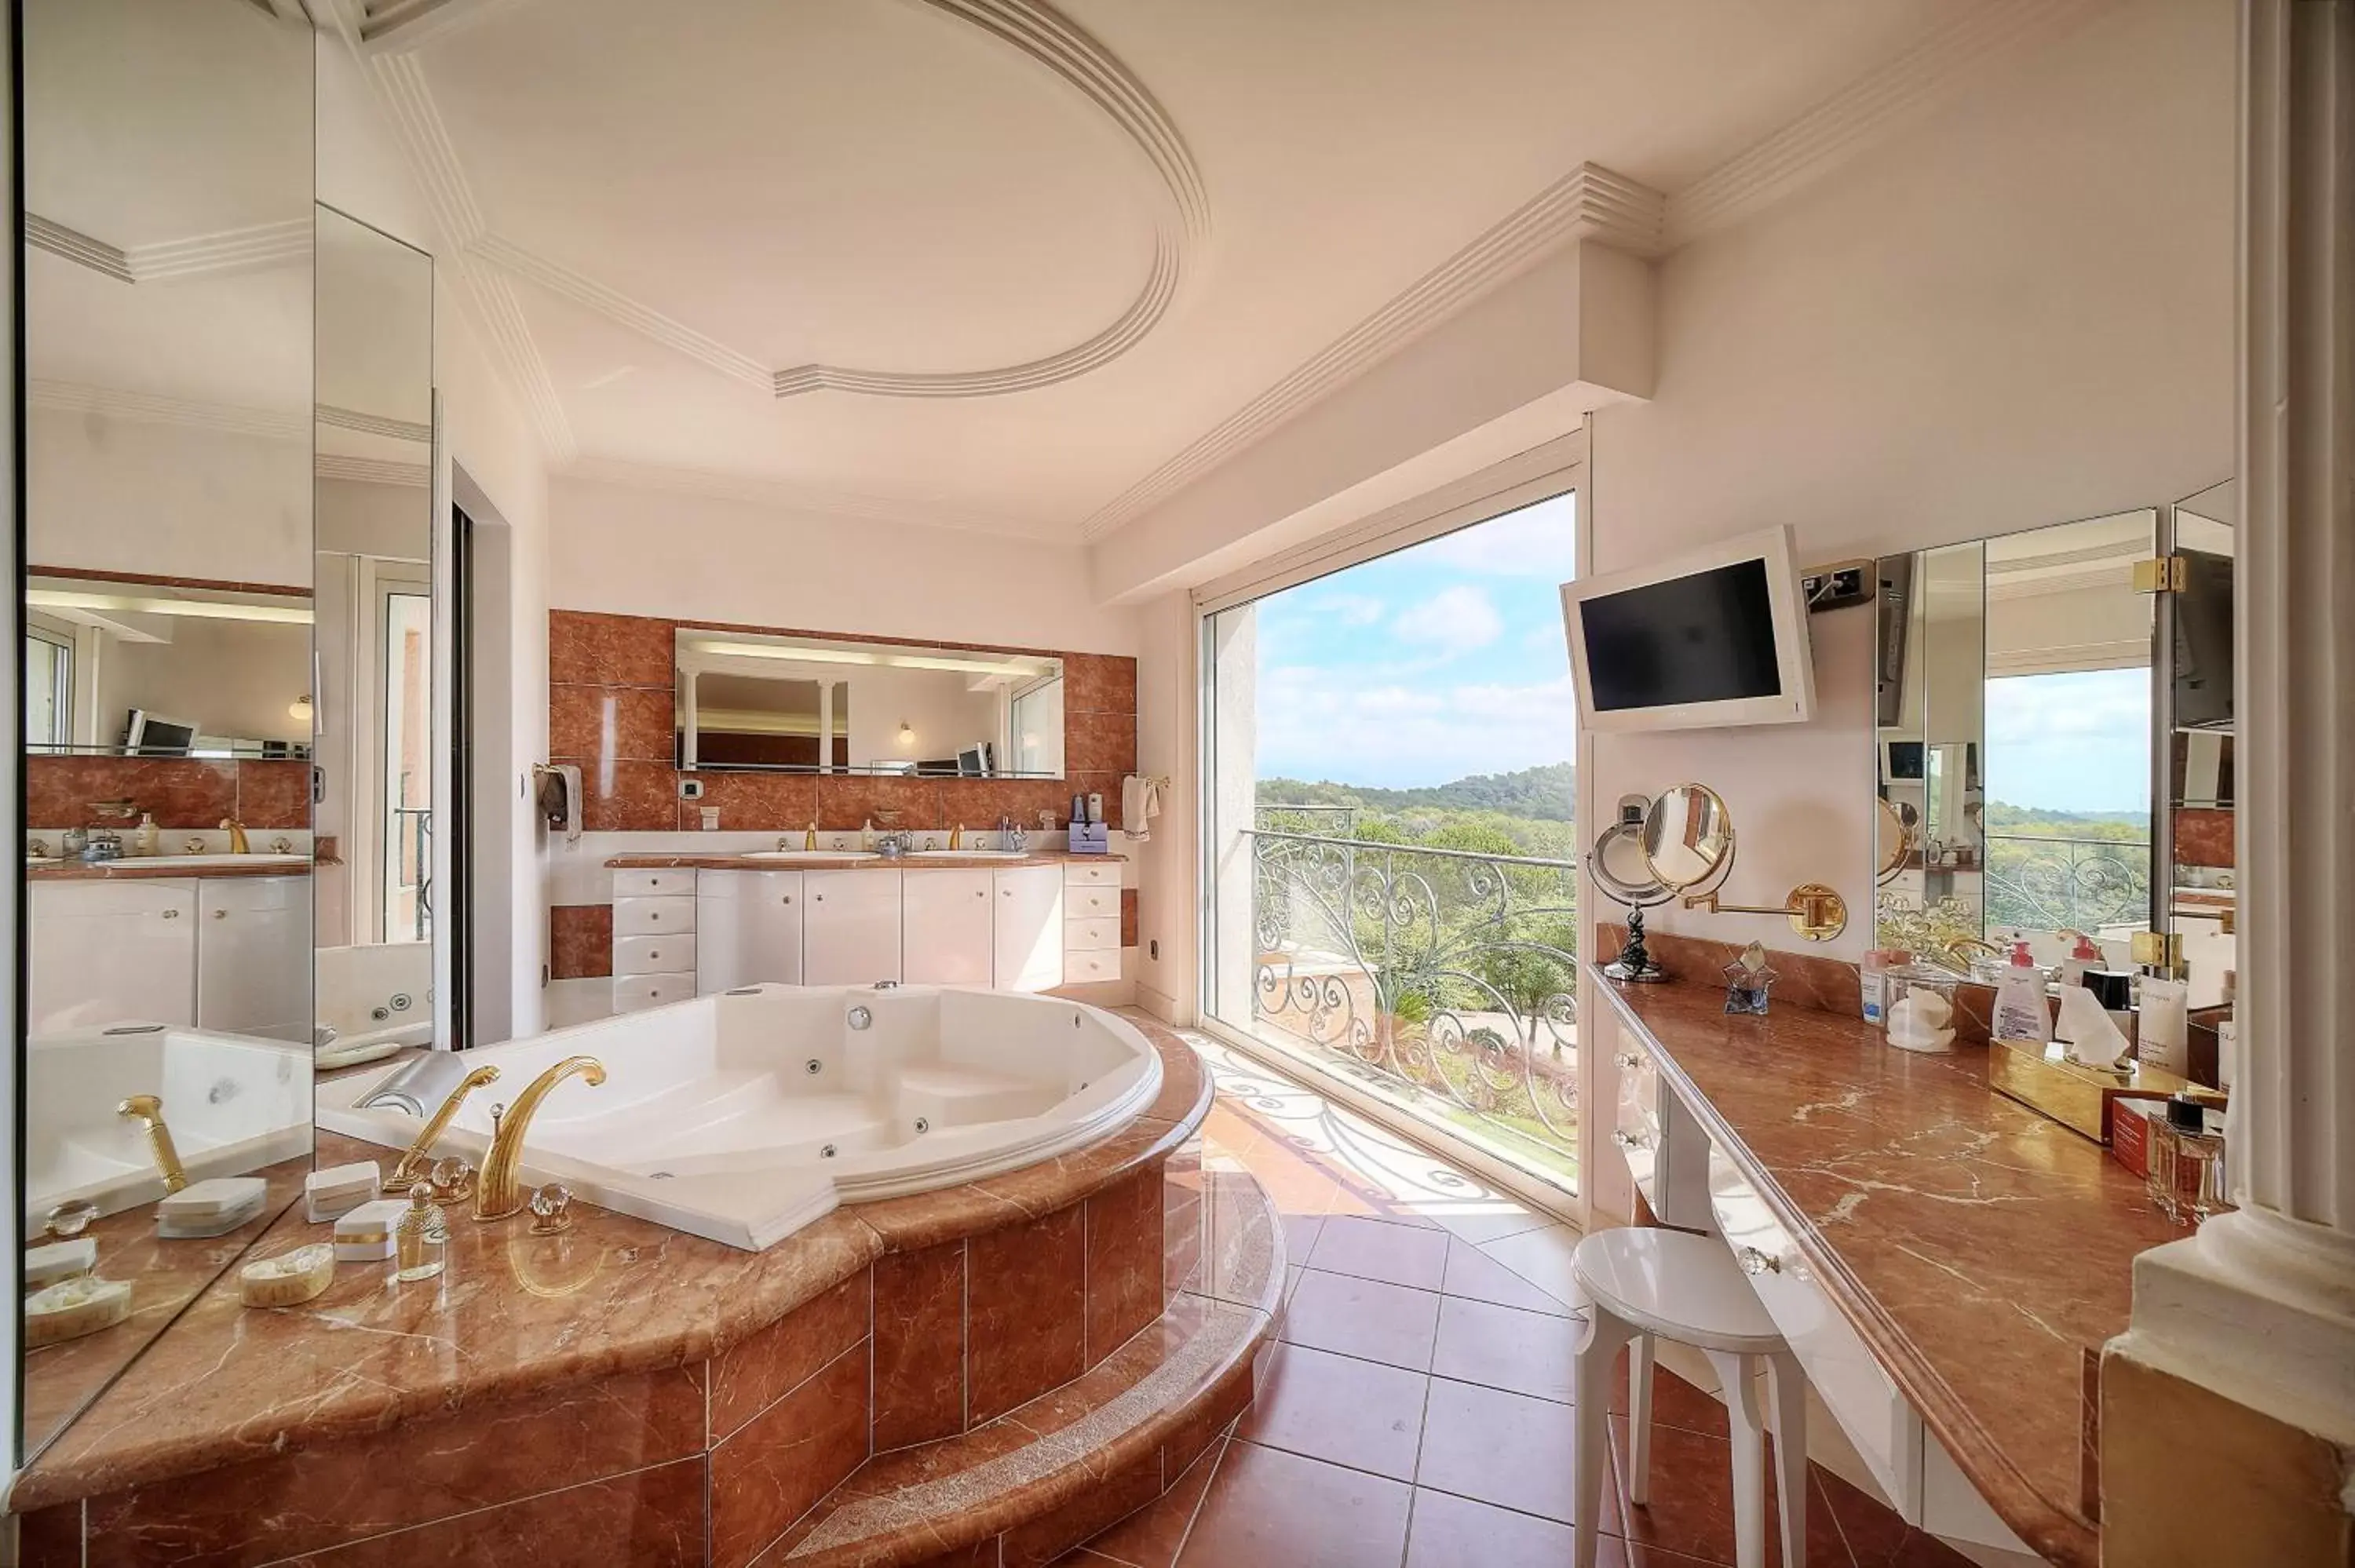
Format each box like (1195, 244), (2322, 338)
(1057, 1030), (1976, 1568)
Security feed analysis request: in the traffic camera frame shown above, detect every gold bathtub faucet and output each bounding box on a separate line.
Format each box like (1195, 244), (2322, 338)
(475, 1056), (606, 1222)
(117, 1094), (188, 1193)
(385, 1065), (502, 1193)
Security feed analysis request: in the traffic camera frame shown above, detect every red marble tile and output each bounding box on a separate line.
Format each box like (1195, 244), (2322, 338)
(1159, 1355), (1253, 1482)
(816, 773), (944, 831)
(711, 1267), (873, 1441)
(1237, 1342), (1426, 1481)
(1305, 1215), (1450, 1292)
(904, 1544), (999, 1568)
(1085, 1166), (1164, 1362)
(1605, 1415), (1849, 1567)
(1278, 1269), (1439, 1372)
(16, 1501), (82, 1568)
(25, 756), (238, 830)
(1000, 1450), (1160, 1566)
(550, 684), (677, 762)
(1163, 1147), (1205, 1307)
(2172, 806), (2235, 870)
(555, 756), (679, 832)
(1404, 1490), (1706, 1568)
(1417, 1377), (1590, 1526)
(710, 1341), (870, 1568)
(279, 1455), (706, 1568)
(550, 903), (615, 981)
(1064, 653), (1138, 716)
(233, 760), (311, 830)
(1084, 1431), (1229, 1568)
(1072, 771), (1126, 830)
(1121, 888), (1140, 947)
(1181, 1440), (1412, 1568)
(694, 770), (821, 833)
(1439, 1236), (1573, 1318)
(549, 609), (677, 687)
(873, 1242), (968, 1449)
(967, 1206), (1087, 1426)
(942, 775), (1075, 833)
(82, 1365), (706, 1567)
(1596, 923), (1860, 1018)
(1431, 1295), (1574, 1404)
(1066, 710), (1138, 777)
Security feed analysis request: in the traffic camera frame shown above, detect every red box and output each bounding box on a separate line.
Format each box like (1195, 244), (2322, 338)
(2111, 1098), (2155, 1180)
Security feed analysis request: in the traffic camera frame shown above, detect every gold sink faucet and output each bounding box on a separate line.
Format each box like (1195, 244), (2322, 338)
(474, 1056), (605, 1221)
(118, 1094), (188, 1193)
(220, 817), (250, 855)
(949, 822), (963, 849)
(386, 1065), (501, 1192)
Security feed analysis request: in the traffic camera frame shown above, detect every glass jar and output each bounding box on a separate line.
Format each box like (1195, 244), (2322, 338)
(2147, 1093), (2225, 1225)
(1882, 965), (1959, 1053)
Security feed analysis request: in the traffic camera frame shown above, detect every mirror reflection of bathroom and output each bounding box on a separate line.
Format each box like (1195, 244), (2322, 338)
(16, 0), (316, 1460)
(1875, 510), (2159, 979)
(2167, 479), (2236, 1008)
(312, 206), (438, 1073)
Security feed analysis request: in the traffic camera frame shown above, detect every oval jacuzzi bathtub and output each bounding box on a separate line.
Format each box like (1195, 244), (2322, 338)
(316, 985), (1164, 1251)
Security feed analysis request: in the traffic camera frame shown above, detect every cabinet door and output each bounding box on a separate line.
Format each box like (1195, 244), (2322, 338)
(696, 871), (802, 994)
(803, 870), (902, 986)
(197, 876), (314, 1041)
(992, 866), (1064, 992)
(29, 880), (199, 1034)
(903, 870), (995, 986)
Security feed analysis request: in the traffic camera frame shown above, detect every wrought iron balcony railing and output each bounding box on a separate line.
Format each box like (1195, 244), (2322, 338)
(1982, 831), (2151, 934)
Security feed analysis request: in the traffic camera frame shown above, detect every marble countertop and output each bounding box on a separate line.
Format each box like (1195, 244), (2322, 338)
(27, 859), (313, 881)
(1592, 971), (2185, 1568)
(12, 1016), (1207, 1513)
(606, 850), (1124, 872)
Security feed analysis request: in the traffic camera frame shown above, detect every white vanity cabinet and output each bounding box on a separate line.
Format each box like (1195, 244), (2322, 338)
(993, 865), (1064, 992)
(29, 879), (199, 1033)
(195, 877), (312, 1041)
(903, 870), (995, 986)
(613, 869), (699, 1013)
(1061, 860), (1120, 986)
(694, 870), (799, 994)
(804, 869), (904, 986)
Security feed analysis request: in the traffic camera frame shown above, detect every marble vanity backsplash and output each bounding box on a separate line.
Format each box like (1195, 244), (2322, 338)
(24, 755), (312, 831)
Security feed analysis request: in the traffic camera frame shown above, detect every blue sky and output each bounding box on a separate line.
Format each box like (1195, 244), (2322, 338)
(1984, 669), (2151, 817)
(1251, 493), (1577, 788)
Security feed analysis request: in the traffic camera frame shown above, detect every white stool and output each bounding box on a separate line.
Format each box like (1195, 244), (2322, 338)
(1572, 1227), (1807, 1568)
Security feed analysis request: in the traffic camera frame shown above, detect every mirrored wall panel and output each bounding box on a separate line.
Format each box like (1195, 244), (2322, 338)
(18, 0), (314, 1460)
(2167, 479), (2236, 1006)
(675, 629), (1068, 777)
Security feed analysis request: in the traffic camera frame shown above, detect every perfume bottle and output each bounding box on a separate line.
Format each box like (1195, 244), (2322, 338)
(393, 1187), (449, 1282)
(2146, 1093), (2226, 1225)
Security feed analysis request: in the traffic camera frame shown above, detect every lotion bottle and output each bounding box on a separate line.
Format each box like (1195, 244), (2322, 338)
(1991, 937), (2053, 1044)
(134, 813), (160, 857)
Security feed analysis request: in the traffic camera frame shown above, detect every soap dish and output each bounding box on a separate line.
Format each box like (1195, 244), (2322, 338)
(239, 1243), (337, 1307)
(156, 1176), (269, 1239)
(25, 1237), (100, 1291)
(334, 1198), (407, 1262)
(305, 1160), (382, 1223)
(25, 1274), (133, 1347)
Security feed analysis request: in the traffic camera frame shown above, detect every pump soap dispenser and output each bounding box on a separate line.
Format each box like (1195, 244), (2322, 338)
(1992, 937), (2054, 1044)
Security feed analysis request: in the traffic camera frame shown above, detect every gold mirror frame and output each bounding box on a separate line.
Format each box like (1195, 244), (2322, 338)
(1875, 797), (1916, 886)
(1641, 783), (1849, 943)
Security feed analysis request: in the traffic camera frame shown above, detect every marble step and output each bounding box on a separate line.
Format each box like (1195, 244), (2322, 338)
(761, 1165), (1286, 1568)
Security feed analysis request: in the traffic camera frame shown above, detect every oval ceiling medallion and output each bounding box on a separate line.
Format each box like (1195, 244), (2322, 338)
(764, 0), (1208, 399)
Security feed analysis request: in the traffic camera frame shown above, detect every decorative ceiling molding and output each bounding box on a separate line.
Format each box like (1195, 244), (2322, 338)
(469, 234), (771, 392)
(1077, 162), (1664, 540)
(351, 0), (523, 52)
(316, 403), (434, 443)
(1660, 0), (2116, 247)
(29, 379), (309, 442)
(559, 457), (1066, 542)
(316, 452), (431, 487)
(26, 214), (311, 284)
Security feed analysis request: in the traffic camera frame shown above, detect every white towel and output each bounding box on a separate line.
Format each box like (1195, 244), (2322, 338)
(1121, 775), (1163, 841)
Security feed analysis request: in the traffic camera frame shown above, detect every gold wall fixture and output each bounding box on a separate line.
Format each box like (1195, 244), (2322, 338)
(1640, 783), (1849, 943)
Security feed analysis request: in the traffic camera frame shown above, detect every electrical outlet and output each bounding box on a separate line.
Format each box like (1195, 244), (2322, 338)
(1801, 560), (1874, 611)
(678, 776), (706, 800)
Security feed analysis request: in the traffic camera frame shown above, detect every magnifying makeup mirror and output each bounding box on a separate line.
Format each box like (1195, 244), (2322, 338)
(1588, 797), (1670, 983)
(1875, 797), (1916, 888)
(1641, 783), (1849, 943)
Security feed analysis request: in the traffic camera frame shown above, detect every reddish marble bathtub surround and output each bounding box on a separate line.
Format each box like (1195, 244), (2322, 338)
(1596, 921), (1863, 1017)
(711, 1340), (872, 1568)
(1594, 973), (2186, 1567)
(1163, 1139), (1207, 1304)
(966, 1206), (1089, 1426)
(873, 1243), (970, 1449)
(1086, 1165), (1167, 1362)
(549, 903), (615, 979)
(712, 1267), (874, 1442)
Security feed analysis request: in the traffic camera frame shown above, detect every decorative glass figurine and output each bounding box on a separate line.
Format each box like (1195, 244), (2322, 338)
(392, 1187), (448, 1282)
(1723, 942), (1780, 1016)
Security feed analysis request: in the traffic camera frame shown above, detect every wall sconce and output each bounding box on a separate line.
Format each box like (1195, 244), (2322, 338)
(288, 695), (315, 724)
(896, 721), (915, 749)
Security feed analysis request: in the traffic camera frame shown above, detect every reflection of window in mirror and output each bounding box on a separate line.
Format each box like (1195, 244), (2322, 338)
(25, 626), (74, 750)
(382, 589), (433, 942)
(1010, 675), (1064, 776)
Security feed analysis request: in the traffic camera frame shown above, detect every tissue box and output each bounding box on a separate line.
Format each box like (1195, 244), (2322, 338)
(1068, 821), (1111, 854)
(1987, 1037), (2190, 1144)
(2110, 1098), (2156, 1178)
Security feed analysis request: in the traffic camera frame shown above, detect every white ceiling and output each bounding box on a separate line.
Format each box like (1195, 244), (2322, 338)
(367, 0), (1999, 540)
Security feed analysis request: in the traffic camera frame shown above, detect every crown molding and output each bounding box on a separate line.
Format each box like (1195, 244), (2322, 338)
(29, 379), (309, 441)
(1077, 162), (1663, 540)
(26, 214), (310, 284)
(469, 235), (771, 391)
(558, 457), (1068, 542)
(316, 403), (434, 443)
(316, 452), (432, 487)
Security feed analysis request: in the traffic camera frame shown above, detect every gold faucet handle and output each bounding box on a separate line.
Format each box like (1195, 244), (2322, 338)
(118, 1094), (188, 1193)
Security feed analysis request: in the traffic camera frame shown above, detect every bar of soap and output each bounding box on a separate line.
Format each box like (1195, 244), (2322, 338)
(25, 1275), (133, 1347)
(239, 1243), (337, 1307)
(25, 1237), (99, 1290)
(156, 1177), (269, 1239)
(334, 1198), (407, 1262)
(305, 1160), (382, 1223)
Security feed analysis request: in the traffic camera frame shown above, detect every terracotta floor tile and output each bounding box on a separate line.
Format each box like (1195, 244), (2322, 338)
(1236, 1342), (1429, 1481)
(1080, 1432), (1231, 1567)
(1177, 1441), (1414, 1568)
(1280, 1268), (1441, 1371)
(1429, 1295), (1577, 1405)
(1612, 1362), (1733, 1436)
(1885, 1528), (1980, 1567)
(1473, 1223), (1588, 1312)
(1280, 1212), (1327, 1259)
(1405, 1490), (1723, 1568)
(1428, 1203), (1562, 1246)
(1608, 1415), (1852, 1567)
(1813, 1464), (1910, 1566)
(1415, 1376), (1601, 1527)
(1439, 1236), (1575, 1317)
(1305, 1215), (1451, 1291)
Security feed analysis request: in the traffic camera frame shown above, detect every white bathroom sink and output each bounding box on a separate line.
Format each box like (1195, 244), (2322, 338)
(910, 849), (1027, 860)
(743, 849), (881, 862)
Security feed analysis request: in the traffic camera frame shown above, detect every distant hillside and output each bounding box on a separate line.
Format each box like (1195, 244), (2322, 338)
(1258, 762), (1575, 822)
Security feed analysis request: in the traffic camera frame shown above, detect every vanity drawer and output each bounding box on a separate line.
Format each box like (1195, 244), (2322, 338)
(613, 973), (693, 1012)
(1706, 1143), (1923, 1516)
(614, 934), (696, 977)
(613, 895), (694, 936)
(1064, 915), (1122, 952)
(1064, 884), (1120, 921)
(613, 868), (694, 899)
(1064, 862), (1120, 888)
(1063, 948), (1119, 985)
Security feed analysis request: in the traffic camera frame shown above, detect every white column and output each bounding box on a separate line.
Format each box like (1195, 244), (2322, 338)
(2113, 0), (2355, 1443)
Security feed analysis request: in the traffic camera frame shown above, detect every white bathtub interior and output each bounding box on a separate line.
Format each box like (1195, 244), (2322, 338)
(316, 941), (435, 1065)
(319, 985), (1164, 1250)
(27, 1025), (313, 1226)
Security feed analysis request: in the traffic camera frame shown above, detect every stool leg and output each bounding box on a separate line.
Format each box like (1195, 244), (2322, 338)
(1705, 1350), (1767, 1568)
(1573, 1309), (1635, 1568)
(1769, 1351), (1808, 1568)
(1624, 1332), (1655, 1506)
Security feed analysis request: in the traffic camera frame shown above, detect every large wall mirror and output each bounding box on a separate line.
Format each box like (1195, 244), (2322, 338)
(16, 0), (315, 1460)
(675, 628), (1068, 778)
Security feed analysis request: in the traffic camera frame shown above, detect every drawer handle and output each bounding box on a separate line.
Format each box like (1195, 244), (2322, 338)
(162, 909), (179, 919)
(1610, 1129), (1650, 1151)
(213, 909), (228, 920)
(648, 912), (662, 922)
(1737, 1247), (1784, 1277)
(648, 950), (660, 961)
(782, 895), (792, 905)
(1614, 1052), (1642, 1070)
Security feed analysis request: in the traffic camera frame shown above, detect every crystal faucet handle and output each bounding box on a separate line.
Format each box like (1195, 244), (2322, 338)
(46, 1200), (98, 1238)
(1736, 1246), (1784, 1276)
(528, 1183), (574, 1235)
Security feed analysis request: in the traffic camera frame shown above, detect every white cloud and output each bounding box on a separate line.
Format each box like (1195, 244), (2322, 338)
(1415, 493), (1579, 580)
(1321, 593), (1388, 626)
(1251, 662), (1579, 788)
(1391, 585), (1502, 651)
